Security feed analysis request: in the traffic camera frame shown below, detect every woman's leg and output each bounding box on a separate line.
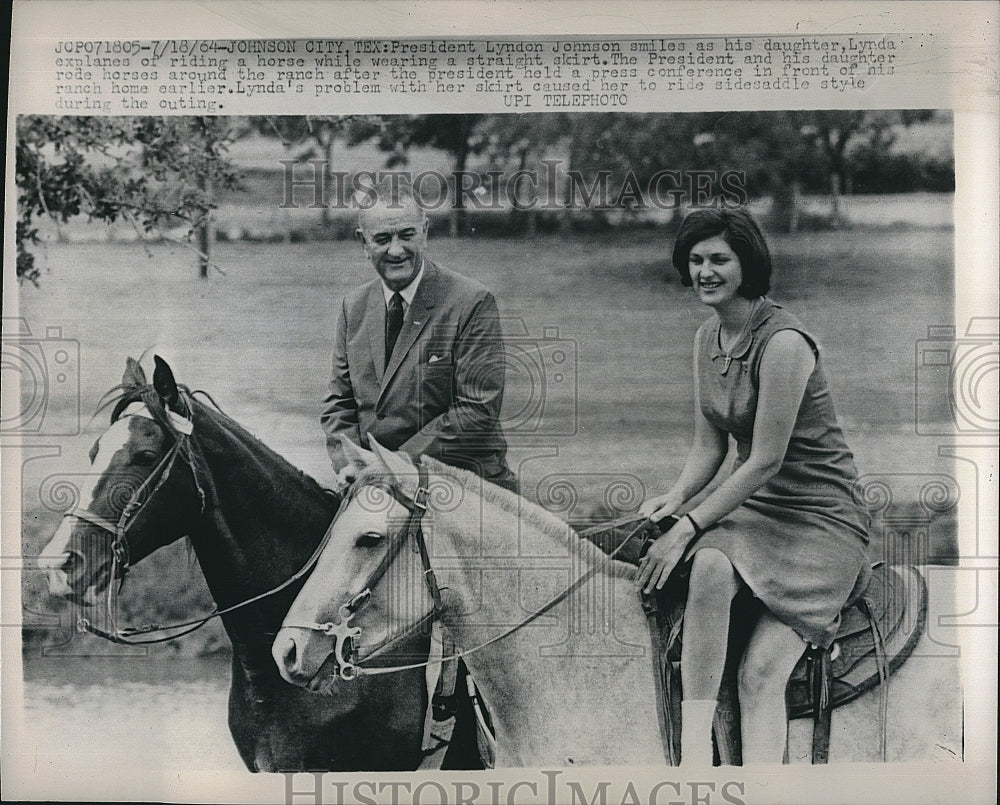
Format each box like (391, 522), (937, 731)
(738, 611), (807, 764)
(681, 547), (740, 765)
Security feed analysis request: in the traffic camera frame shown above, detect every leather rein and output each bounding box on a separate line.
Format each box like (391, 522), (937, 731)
(70, 402), (649, 663)
(285, 464), (652, 682)
(70, 397), (338, 645)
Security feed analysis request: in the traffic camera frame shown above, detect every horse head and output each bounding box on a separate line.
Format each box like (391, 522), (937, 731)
(274, 438), (438, 691)
(35, 366), (445, 772)
(38, 356), (203, 606)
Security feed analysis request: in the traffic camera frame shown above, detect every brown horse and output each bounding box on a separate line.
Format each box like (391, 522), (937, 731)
(38, 356), (480, 771)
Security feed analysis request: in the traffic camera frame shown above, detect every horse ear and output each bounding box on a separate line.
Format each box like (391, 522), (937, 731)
(339, 436), (377, 468)
(122, 357), (147, 389)
(152, 355), (180, 409)
(367, 435), (417, 487)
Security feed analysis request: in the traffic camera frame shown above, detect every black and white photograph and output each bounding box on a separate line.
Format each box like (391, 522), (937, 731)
(4, 3), (996, 804)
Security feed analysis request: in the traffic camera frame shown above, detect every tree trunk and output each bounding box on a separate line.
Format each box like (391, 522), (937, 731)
(789, 179), (801, 234)
(826, 125), (851, 229)
(769, 179), (801, 233)
(321, 134), (334, 228)
(829, 172), (843, 229)
(526, 203), (538, 237)
(560, 134), (575, 234)
(513, 147), (538, 236)
(198, 173), (213, 279)
(196, 117), (215, 279)
(448, 116), (476, 238)
(451, 143), (469, 238)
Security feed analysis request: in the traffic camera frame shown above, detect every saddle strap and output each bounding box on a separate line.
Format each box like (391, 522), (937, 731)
(862, 594), (891, 763)
(467, 674), (497, 769)
(808, 591), (891, 765)
(419, 622), (455, 762)
(808, 646), (833, 764)
(643, 600), (677, 765)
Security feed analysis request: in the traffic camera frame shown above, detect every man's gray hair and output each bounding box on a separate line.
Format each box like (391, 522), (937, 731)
(355, 175), (426, 224)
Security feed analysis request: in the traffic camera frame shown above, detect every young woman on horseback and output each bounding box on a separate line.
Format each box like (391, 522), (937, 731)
(637, 209), (871, 765)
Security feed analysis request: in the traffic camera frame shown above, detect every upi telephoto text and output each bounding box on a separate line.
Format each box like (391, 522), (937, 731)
(42, 35), (915, 114)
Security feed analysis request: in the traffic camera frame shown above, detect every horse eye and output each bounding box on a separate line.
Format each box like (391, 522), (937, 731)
(133, 450), (159, 466)
(356, 531), (384, 547)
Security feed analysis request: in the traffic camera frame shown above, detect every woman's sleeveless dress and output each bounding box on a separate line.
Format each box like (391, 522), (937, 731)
(691, 299), (870, 648)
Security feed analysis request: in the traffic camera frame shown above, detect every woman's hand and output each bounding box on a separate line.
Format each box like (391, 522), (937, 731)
(639, 493), (680, 523)
(635, 517), (696, 594)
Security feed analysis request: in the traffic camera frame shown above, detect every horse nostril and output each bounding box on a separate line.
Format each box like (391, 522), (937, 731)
(274, 634), (300, 678)
(64, 549), (88, 580)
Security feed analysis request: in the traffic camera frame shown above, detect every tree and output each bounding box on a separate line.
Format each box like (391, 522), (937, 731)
(479, 113), (570, 234)
(251, 115), (383, 228)
(678, 111), (934, 231)
(684, 112), (819, 231)
(16, 116), (243, 283)
(362, 115), (488, 236)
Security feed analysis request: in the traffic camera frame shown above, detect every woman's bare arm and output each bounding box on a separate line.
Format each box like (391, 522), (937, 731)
(637, 329), (816, 592)
(640, 329), (729, 520)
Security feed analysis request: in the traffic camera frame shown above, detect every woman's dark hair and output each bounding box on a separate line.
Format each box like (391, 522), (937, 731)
(671, 209), (772, 298)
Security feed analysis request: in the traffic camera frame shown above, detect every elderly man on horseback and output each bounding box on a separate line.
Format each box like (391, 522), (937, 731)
(321, 175), (517, 494)
(319, 175), (516, 767)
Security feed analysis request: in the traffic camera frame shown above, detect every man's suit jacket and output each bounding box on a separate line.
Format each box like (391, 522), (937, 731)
(321, 260), (514, 487)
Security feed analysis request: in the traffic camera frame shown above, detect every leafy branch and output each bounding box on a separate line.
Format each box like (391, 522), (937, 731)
(16, 116), (245, 283)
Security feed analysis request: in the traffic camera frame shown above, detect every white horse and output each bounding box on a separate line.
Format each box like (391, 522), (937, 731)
(274, 441), (964, 767)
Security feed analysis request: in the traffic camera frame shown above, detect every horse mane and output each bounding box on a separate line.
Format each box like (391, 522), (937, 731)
(107, 382), (335, 505)
(187, 394), (333, 501)
(354, 457), (637, 581)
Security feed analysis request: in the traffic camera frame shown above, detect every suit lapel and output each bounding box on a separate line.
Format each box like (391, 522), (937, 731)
(380, 261), (440, 399)
(365, 283), (388, 383)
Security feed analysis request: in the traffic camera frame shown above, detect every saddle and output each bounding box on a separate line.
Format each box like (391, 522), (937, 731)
(578, 515), (928, 765)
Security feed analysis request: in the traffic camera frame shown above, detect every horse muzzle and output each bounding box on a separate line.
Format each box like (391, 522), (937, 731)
(44, 565), (74, 597)
(273, 619), (362, 689)
(39, 549), (106, 605)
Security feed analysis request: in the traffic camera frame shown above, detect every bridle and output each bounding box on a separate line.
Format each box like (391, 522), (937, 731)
(68, 395), (650, 660)
(66, 411), (193, 584)
(63, 398), (201, 639)
(286, 463), (652, 682)
(284, 462), (442, 680)
(66, 394), (338, 645)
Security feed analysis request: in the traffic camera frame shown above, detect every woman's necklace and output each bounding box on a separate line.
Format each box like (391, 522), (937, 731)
(718, 299), (760, 375)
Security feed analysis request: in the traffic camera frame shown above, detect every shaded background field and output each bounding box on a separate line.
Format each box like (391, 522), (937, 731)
(19, 221), (956, 660)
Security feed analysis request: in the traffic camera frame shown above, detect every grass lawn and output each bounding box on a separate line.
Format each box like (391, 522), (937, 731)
(16, 225), (957, 653)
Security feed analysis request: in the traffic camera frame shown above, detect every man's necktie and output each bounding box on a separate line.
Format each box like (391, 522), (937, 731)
(385, 292), (404, 365)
